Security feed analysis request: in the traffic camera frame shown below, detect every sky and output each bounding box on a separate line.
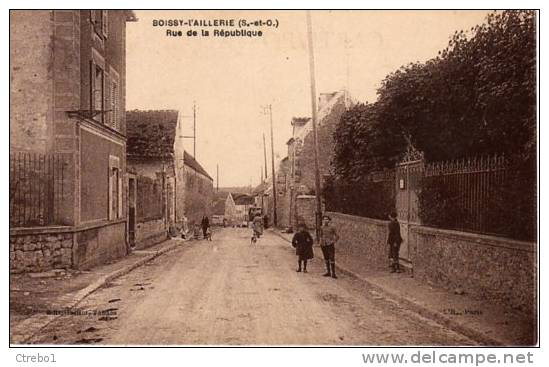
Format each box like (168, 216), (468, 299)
(126, 10), (490, 187)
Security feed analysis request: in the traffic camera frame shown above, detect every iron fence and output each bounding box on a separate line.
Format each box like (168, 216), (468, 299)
(9, 152), (67, 227)
(419, 154), (518, 237)
(324, 170), (396, 220)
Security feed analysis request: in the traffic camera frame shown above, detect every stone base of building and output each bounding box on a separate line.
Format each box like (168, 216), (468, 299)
(134, 218), (168, 250)
(10, 219), (128, 273)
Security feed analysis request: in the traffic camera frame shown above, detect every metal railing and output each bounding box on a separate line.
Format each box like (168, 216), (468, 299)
(10, 152), (67, 227)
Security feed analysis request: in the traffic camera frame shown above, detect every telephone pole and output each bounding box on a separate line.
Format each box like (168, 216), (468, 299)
(261, 104), (277, 227)
(263, 133), (268, 179)
(216, 164), (219, 192)
(306, 11), (323, 241)
(180, 101), (197, 158)
(193, 101), (196, 158)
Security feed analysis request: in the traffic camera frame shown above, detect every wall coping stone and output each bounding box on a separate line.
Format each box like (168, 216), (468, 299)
(10, 218), (127, 236)
(411, 225), (536, 253)
(326, 211), (388, 228)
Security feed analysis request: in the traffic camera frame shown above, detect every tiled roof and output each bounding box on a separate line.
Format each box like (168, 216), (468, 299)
(184, 151), (213, 181)
(126, 109), (212, 180)
(126, 110), (178, 158)
(291, 117), (311, 126)
(252, 180), (271, 195)
(233, 194), (255, 205)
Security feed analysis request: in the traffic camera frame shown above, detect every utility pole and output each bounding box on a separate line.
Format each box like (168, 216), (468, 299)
(263, 133), (268, 180)
(344, 36), (351, 108)
(193, 101), (196, 158)
(270, 105), (278, 227)
(261, 104), (277, 227)
(216, 164), (219, 192)
(306, 11), (323, 241)
(180, 101), (197, 158)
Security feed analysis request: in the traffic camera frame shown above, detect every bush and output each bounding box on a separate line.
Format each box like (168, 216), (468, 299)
(324, 175), (395, 220)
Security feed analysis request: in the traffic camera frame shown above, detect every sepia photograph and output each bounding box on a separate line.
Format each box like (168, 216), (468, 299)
(9, 8), (538, 349)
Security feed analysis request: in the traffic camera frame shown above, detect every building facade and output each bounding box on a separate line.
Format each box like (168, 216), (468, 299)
(10, 10), (137, 272)
(126, 109), (213, 247)
(278, 90), (348, 231)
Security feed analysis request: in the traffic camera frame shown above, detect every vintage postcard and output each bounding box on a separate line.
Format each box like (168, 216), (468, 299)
(9, 9), (538, 350)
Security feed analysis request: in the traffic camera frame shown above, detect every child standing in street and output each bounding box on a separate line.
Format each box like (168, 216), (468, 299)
(387, 211), (403, 273)
(291, 223), (314, 273)
(320, 215), (339, 279)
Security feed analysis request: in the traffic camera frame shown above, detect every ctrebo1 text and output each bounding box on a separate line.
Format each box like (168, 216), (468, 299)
(16, 353), (56, 363)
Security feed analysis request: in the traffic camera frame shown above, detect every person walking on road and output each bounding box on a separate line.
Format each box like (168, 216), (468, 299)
(320, 215), (339, 279)
(201, 215), (210, 240)
(252, 213), (263, 243)
(291, 223), (314, 273)
(387, 211), (403, 273)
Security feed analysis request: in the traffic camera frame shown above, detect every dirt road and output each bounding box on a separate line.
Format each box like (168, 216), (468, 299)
(30, 228), (476, 345)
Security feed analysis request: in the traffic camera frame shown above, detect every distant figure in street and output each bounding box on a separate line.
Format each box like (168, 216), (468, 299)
(263, 214), (269, 229)
(252, 214), (263, 243)
(387, 211), (403, 273)
(320, 215), (339, 279)
(201, 215), (210, 240)
(291, 223), (314, 273)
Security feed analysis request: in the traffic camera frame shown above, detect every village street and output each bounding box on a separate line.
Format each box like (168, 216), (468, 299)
(29, 228), (475, 345)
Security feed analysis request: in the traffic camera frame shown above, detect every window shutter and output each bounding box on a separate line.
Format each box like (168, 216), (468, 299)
(102, 11), (108, 38)
(100, 68), (106, 123)
(114, 81), (119, 131)
(104, 71), (110, 126)
(108, 168), (113, 220)
(111, 82), (115, 130)
(89, 59), (95, 112)
(118, 176), (123, 218)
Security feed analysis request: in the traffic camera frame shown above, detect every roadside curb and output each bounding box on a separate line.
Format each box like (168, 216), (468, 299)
(12, 240), (183, 345)
(269, 229), (504, 346)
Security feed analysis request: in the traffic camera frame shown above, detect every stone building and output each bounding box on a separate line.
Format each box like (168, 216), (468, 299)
(211, 191), (230, 226)
(10, 10), (137, 272)
(223, 192), (237, 226)
(233, 194), (255, 224)
(279, 90), (349, 231)
(126, 109), (214, 247)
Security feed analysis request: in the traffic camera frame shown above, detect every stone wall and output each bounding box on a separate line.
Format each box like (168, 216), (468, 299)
(296, 196), (317, 231)
(326, 212), (389, 271)
(134, 218), (168, 249)
(325, 211), (537, 315)
(184, 169), (214, 226)
(10, 230), (73, 273)
(10, 10), (54, 153)
(73, 221), (127, 270)
(410, 226), (537, 316)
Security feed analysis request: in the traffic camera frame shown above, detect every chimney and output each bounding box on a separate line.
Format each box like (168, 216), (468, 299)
(318, 92), (337, 111)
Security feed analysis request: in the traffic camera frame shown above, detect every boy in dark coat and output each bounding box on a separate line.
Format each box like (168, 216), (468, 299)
(387, 211), (403, 273)
(291, 223), (314, 273)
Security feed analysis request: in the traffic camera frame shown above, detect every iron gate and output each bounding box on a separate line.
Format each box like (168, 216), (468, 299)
(395, 146), (424, 269)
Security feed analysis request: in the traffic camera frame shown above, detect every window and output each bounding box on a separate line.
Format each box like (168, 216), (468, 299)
(90, 10), (108, 39)
(91, 63), (104, 123)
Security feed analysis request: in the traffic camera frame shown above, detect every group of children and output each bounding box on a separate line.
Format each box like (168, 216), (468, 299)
(290, 211), (403, 276)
